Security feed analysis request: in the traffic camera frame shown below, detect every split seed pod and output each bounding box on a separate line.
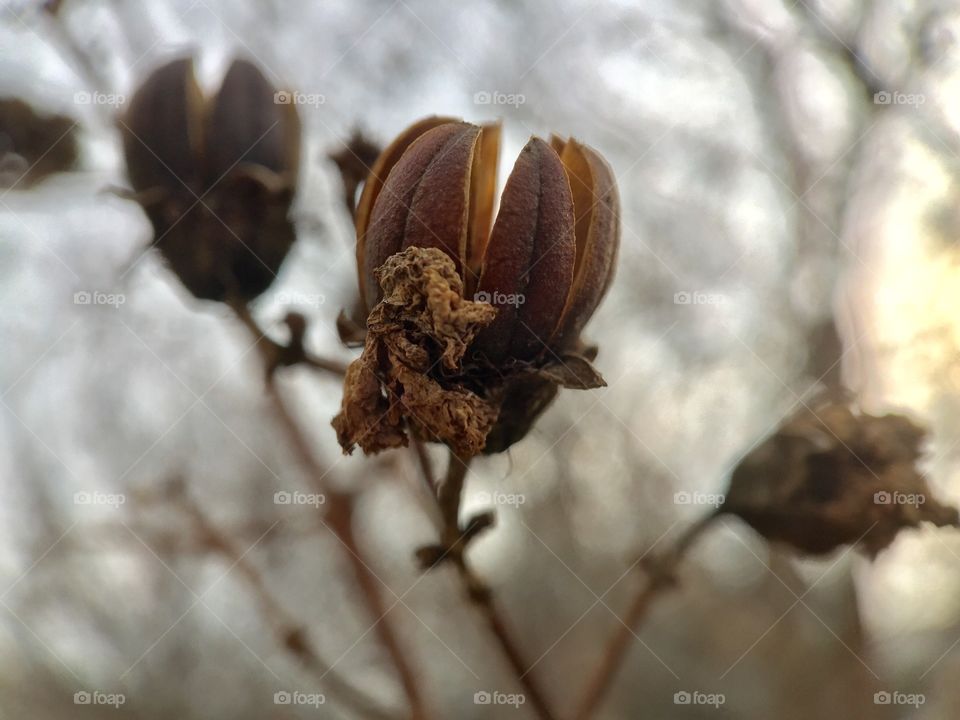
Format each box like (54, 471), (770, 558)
(121, 57), (300, 303)
(334, 118), (619, 456)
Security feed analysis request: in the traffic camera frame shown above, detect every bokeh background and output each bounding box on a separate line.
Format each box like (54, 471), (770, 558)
(3, 0), (960, 717)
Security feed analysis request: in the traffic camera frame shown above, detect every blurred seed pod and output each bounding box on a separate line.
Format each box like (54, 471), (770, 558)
(120, 57), (300, 303)
(334, 118), (620, 456)
(721, 400), (959, 557)
(0, 98), (78, 189)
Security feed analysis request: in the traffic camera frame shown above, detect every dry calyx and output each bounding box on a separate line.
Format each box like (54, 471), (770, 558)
(333, 117), (620, 457)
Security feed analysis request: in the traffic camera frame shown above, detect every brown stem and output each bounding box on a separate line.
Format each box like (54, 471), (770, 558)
(571, 511), (721, 720)
(231, 303), (347, 376)
(233, 306), (428, 720)
(171, 488), (396, 720)
(432, 451), (559, 720)
(264, 379), (428, 720)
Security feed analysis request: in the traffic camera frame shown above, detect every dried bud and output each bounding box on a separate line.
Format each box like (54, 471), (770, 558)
(335, 118), (619, 455)
(121, 57), (300, 303)
(722, 401), (959, 556)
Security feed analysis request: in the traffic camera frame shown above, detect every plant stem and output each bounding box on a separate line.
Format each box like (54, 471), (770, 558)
(432, 451), (559, 720)
(571, 511), (720, 720)
(235, 307), (428, 720)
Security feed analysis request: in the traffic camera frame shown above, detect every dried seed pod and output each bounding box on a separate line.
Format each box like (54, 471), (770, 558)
(334, 117), (619, 456)
(721, 401), (959, 557)
(122, 58), (202, 196)
(550, 137), (619, 350)
(472, 137), (575, 362)
(120, 57), (301, 303)
(204, 58), (300, 183)
(0, 98), (78, 189)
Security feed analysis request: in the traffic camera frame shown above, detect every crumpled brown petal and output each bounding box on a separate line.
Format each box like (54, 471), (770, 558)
(722, 401), (959, 557)
(332, 247), (498, 456)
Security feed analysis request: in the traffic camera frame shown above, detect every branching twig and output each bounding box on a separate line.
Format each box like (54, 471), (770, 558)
(232, 305), (428, 720)
(418, 450), (559, 720)
(170, 485), (397, 720)
(571, 510), (721, 720)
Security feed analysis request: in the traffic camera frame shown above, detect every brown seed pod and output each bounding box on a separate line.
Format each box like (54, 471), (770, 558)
(722, 401), (959, 557)
(334, 117), (619, 456)
(122, 58), (202, 196)
(120, 57), (301, 303)
(0, 98), (78, 189)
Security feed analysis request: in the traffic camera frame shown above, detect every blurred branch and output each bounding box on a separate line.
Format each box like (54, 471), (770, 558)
(169, 482), (398, 720)
(572, 511), (720, 720)
(416, 451), (559, 720)
(233, 306), (428, 720)
(232, 305), (347, 377)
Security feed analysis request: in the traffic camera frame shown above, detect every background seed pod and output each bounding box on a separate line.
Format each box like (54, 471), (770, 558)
(120, 57), (301, 303)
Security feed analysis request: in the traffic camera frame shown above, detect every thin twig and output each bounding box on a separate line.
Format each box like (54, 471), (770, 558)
(232, 306), (428, 720)
(571, 511), (721, 720)
(428, 450), (559, 720)
(171, 487), (397, 720)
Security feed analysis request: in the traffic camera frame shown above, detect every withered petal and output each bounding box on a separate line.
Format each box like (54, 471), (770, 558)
(472, 137), (575, 362)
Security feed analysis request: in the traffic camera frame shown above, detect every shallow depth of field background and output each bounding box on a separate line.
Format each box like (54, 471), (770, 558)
(3, 0), (960, 718)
